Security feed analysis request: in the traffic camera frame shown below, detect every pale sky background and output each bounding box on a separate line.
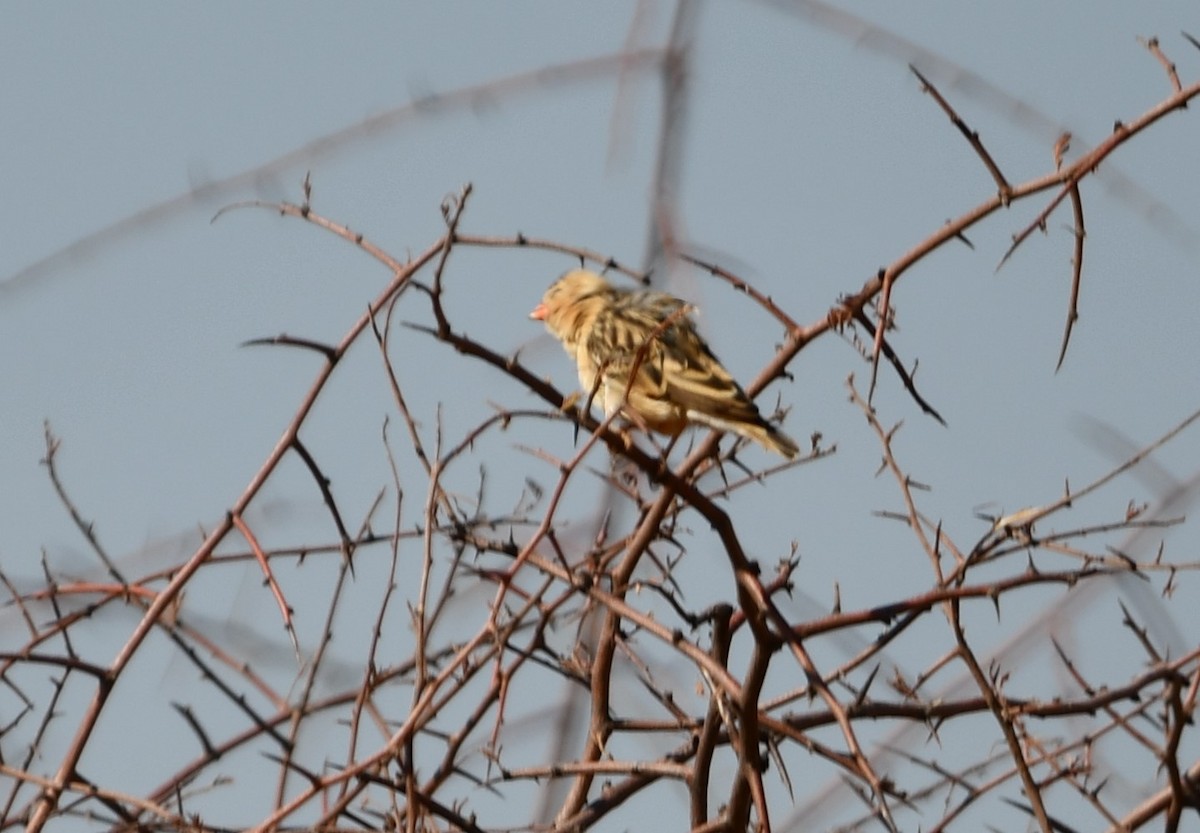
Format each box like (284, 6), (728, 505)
(2, 3), (1199, 831)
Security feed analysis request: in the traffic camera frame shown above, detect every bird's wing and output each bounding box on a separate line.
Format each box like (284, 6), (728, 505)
(659, 332), (766, 426)
(584, 291), (681, 383)
(586, 291), (766, 426)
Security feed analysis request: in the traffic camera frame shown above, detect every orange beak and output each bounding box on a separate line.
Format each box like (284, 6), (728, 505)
(529, 303), (548, 321)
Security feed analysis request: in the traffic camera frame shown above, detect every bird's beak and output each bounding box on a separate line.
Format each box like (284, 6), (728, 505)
(529, 303), (548, 321)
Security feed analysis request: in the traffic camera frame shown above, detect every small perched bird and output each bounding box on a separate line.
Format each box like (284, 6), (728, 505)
(530, 269), (799, 459)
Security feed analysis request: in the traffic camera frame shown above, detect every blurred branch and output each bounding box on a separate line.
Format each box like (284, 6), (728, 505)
(9, 21), (1200, 833)
(1, 49), (666, 296)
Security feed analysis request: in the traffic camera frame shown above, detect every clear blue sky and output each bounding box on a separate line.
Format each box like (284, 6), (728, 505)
(2, 3), (1197, 830)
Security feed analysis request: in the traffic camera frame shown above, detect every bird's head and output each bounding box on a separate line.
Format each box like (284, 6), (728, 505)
(529, 270), (613, 339)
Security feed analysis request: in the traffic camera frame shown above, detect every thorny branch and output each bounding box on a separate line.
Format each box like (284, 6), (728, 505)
(5, 29), (1200, 833)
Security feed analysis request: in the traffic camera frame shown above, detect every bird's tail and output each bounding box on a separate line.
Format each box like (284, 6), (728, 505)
(691, 411), (801, 459)
(745, 422), (800, 460)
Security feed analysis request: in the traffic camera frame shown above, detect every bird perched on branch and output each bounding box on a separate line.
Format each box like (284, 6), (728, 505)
(530, 269), (799, 459)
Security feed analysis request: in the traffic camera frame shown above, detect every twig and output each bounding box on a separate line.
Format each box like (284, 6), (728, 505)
(910, 64), (1012, 197)
(1056, 183), (1085, 371)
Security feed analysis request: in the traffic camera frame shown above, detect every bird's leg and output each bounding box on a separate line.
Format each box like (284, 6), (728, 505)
(615, 406), (670, 458)
(616, 424), (638, 453)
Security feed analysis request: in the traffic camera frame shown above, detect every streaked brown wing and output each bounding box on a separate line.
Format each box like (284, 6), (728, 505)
(659, 332), (765, 425)
(584, 290), (683, 385)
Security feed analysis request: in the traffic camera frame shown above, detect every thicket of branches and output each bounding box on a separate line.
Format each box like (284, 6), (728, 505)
(3, 15), (1200, 833)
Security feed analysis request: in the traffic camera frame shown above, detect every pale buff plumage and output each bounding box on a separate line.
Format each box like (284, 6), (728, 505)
(530, 269), (799, 459)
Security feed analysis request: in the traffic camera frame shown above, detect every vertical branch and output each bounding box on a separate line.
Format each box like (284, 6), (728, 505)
(641, 0), (699, 273)
(1056, 183), (1085, 371)
(947, 597), (1052, 833)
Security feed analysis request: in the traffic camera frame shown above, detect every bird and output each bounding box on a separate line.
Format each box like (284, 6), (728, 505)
(530, 269), (799, 459)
